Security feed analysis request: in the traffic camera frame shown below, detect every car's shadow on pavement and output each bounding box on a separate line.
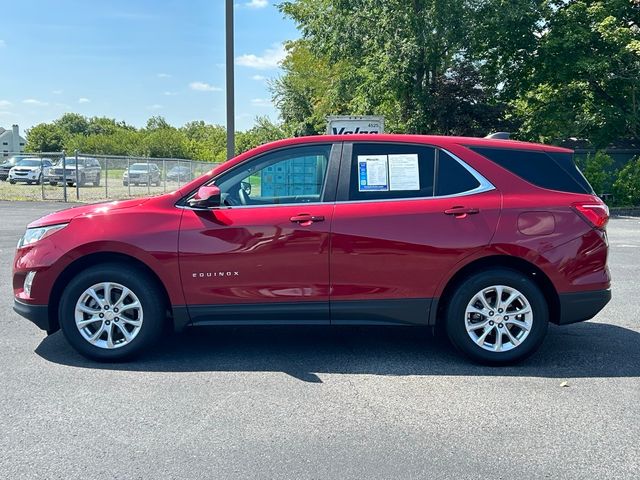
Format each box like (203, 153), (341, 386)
(35, 322), (640, 382)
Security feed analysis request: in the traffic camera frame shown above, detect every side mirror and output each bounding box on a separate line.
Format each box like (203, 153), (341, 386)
(188, 185), (221, 209)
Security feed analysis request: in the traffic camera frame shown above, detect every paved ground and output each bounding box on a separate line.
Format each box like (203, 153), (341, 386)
(0, 201), (638, 480)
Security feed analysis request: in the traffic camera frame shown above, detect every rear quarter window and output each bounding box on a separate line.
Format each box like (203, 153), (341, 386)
(469, 147), (593, 194)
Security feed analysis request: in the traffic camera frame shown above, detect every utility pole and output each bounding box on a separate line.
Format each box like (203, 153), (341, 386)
(225, 0), (235, 160)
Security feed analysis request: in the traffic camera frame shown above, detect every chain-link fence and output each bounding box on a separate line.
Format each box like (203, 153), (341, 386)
(0, 151), (217, 202)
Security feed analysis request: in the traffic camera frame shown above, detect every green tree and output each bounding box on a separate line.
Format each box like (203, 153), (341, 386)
(276, 0), (514, 135)
(236, 116), (293, 153)
(613, 156), (640, 206)
(508, 0), (640, 146)
(578, 151), (616, 195)
(25, 123), (67, 152)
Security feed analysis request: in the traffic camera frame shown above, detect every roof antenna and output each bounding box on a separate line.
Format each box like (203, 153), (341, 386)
(485, 132), (510, 140)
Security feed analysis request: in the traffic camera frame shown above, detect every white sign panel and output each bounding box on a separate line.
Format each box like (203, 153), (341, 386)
(357, 155), (389, 191)
(389, 154), (420, 191)
(327, 116), (384, 135)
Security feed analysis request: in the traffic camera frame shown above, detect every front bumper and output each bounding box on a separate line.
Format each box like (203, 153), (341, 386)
(9, 172), (40, 182)
(13, 299), (53, 332)
(557, 289), (611, 325)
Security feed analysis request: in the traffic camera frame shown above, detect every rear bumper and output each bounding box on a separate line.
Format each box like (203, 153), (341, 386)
(557, 289), (611, 325)
(13, 299), (52, 332)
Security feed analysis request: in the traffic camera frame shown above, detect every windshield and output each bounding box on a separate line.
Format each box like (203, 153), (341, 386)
(16, 159), (43, 167)
(55, 159), (87, 166)
(3, 156), (28, 165)
(130, 164), (150, 170)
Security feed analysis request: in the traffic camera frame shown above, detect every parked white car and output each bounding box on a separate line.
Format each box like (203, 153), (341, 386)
(8, 158), (53, 185)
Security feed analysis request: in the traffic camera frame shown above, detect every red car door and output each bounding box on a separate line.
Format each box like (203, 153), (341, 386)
(179, 143), (339, 324)
(330, 141), (501, 325)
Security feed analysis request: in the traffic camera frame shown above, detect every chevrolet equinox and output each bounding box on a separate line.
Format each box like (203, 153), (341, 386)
(13, 134), (611, 364)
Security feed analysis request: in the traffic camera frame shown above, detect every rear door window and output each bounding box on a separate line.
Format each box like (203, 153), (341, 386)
(348, 143), (435, 201)
(346, 143), (486, 201)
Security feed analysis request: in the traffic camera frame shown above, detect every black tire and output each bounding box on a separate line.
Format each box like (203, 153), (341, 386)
(93, 173), (101, 187)
(9, 179), (16, 184)
(50, 181), (58, 186)
(445, 269), (548, 365)
(79, 173), (86, 187)
(134, 182), (139, 186)
(58, 264), (166, 361)
(123, 181), (128, 186)
(36, 173), (43, 185)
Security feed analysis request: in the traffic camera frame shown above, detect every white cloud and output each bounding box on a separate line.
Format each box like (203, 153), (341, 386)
(163, 91), (178, 96)
(0, 100), (11, 107)
(246, 0), (268, 8)
(251, 98), (272, 107)
(236, 43), (286, 70)
(52, 89), (63, 95)
(157, 73), (171, 78)
(251, 75), (266, 81)
(23, 98), (48, 106)
(78, 97), (90, 104)
(148, 104), (163, 110)
(189, 81), (222, 92)
(0, 40), (6, 48)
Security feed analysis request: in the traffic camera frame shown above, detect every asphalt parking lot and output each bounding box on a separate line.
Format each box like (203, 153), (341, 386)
(1, 201), (638, 480)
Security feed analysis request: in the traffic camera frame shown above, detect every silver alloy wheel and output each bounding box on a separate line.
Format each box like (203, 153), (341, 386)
(464, 285), (533, 352)
(74, 282), (143, 349)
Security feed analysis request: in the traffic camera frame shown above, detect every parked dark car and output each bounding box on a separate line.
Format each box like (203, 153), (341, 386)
(123, 163), (161, 186)
(13, 134), (611, 364)
(0, 155), (30, 181)
(48, 157), (102, 187)
(167, 165), (193, 182)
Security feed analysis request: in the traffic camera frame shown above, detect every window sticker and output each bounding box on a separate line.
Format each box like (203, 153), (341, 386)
(389, 154), (420, 191)
(357, 155), (389, 191)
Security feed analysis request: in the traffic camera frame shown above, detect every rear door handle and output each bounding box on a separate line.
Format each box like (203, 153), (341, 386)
(290, 214), (325, 224)
(444, 206), (479, 217)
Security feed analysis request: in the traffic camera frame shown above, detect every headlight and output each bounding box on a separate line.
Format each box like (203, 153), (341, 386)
(18, 223), (68, 248)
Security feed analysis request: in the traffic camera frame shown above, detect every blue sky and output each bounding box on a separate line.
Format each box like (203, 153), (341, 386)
(0, 0), (298, 133)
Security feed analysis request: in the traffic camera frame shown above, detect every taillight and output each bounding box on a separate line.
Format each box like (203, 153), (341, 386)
(572, 202), (609, 229)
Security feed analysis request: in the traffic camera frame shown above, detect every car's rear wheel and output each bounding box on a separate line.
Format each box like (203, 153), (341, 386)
(445, 269), (548, 364)
(49, 181), (58, 186)
(93, 173), (101, 187)
(58, 264), (166, 361)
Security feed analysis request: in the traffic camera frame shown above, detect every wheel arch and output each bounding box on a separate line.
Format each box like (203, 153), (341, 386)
(48, 252), (172, 333)
(431, 255), (560, 327)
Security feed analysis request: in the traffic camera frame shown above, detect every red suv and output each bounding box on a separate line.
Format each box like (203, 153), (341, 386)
(12, 135), (611, 363)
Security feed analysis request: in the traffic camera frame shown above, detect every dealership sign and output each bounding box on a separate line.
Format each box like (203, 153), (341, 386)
(326, 115), (385, 135)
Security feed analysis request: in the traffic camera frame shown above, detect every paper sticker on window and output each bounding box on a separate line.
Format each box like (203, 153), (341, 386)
(357, 155), (389, 191)
(389, 154), (419, 191)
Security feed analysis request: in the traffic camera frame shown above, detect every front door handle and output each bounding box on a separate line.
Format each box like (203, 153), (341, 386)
(444, 206), (479, 218)
(290, 214), (325, 225)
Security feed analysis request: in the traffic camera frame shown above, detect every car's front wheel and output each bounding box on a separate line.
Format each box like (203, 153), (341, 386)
(58, 264), (166, 361)
(445, 269), (548, 364)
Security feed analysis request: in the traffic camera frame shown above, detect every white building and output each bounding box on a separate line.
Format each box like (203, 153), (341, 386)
(0, 125), (26, 158)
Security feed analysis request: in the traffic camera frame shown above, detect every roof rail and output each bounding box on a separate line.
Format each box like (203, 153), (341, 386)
(484, 132), (510, 140)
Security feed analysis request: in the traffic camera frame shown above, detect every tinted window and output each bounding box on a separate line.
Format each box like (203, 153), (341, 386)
(349, 143), (435, 201)
(436, 151), (480, 196)
(217, 145), (331, 205)
(470, 147), (592, 194)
